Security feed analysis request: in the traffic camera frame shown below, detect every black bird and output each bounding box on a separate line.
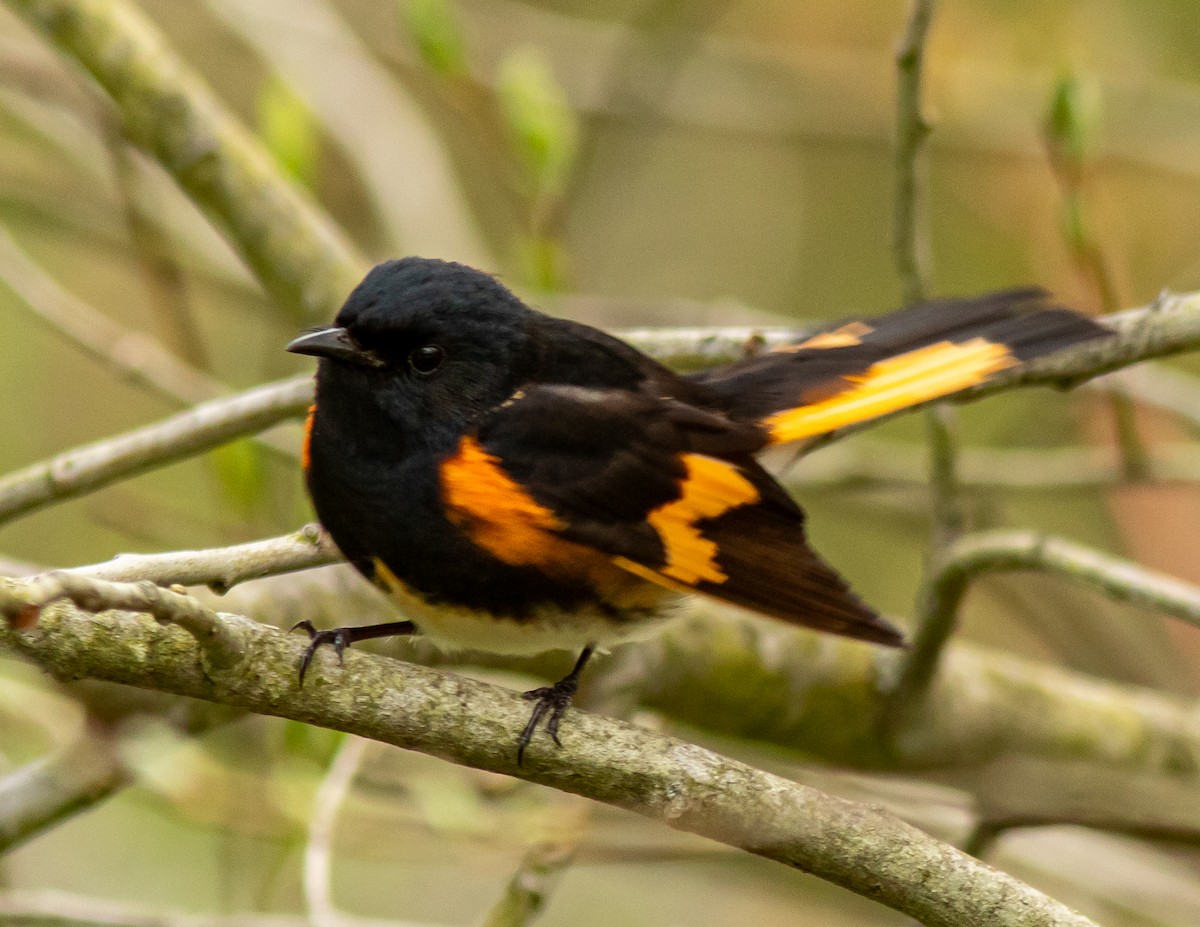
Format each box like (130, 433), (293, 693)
(287, 257), (1110, 761)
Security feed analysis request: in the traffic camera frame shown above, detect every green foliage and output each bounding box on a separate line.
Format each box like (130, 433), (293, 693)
(400, 0), (468, 79)
(256, 75), (320, 190)
(208, 439), (270, 517)
(1044, 73), (1100, 179)
(496, 48), (579, 203)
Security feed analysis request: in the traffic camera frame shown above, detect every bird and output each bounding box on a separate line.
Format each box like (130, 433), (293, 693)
(286, 256), (1110, 762)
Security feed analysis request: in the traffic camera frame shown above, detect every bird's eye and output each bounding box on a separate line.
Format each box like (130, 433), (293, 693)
(408, 344), (444, 375)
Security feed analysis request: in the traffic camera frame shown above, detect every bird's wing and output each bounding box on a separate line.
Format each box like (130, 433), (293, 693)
(438, 385), (903, 646)
(688, 288), (1112, 443)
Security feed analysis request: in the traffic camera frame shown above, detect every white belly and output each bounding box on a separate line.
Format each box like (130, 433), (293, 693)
(381, 577), (691, 656)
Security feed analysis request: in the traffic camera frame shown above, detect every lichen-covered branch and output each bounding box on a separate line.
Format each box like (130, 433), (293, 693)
(48, 526), (1200, 780)
(887, 529), (1200, 715)
(4, 0), (366, 319)
(0, 375), (310, 527)
(0, 595), (1097, 927)
(0, 571), (245, 669)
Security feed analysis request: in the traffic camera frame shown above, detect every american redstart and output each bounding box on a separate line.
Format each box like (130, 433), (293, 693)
(287, 257), (1110, 761)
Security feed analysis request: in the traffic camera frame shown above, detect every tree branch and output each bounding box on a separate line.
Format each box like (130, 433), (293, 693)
(887, 529), (1200, 714)
(0, 733), (124, 853)
(0, 891), (431, 927)
(45, 527), (1200, 779)
(0, 593), (1097, 927)
(0, 375), (310, 527)
(2, 292), (1200, 531)
(0, 571), (245, 669)
(893, 0), (936, 308)
(72, 523), (339, 592)
(4, 0), (366, 319)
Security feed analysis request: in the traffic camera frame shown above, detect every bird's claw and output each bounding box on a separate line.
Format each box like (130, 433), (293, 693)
(291, 620), (352, 685)
(516, 676), (580, 765)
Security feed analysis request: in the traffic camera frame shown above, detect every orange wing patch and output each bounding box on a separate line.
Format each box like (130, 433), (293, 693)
(301, 404), (316, 471)
(441, 436), (567, 564)
(441, 437), (675, 606)
(639, 454), (760, 585)
(775, 321), (873, 352)
(765, 338), (1016, 445)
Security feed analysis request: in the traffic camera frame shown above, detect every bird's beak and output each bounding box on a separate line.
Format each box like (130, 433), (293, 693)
(286, 327), (383, 367)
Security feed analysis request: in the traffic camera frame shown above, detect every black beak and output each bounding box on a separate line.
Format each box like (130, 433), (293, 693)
(286, 327), (383, 367)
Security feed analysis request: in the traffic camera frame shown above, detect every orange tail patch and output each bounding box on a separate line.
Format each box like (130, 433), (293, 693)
(764, 338), (1016, 445)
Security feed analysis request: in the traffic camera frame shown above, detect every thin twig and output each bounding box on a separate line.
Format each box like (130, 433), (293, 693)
(893, 0), (965, 550)
(72, 524), (340, 593)
(478, 842), (576, 927)
(0, 223), (298, 461)
(303, 735), (369, 927)
(885, 529), (1200, 717)
(0, 375), (311, 528)
(1088, 362), (1200, 435)
(0, 598), (1098, 927)
(893, 0), (936, 308)
(0, 224), (221, 407)
(1, 293), (1200, 532)
(0, 891), (432, 927)
(0, 733), (125, 853)
(5, 0), (366, 319)
(791, 439), (1200, 490)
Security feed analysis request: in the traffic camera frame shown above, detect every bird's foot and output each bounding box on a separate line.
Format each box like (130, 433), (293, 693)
(515, 645), (594, 765)
(290, 620), (352, 685)
(517, 675), (580, 765)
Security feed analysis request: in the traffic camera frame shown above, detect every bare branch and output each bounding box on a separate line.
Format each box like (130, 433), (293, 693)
(792, 439), (1200, 490)
(2, 292), (1200, 532)
(479, 842), (576, 927)
(1089, 362), (1200, 433)
(303, 736), (369, 927)
(0, 223), (299, 461)
(893, 0), (936, 307)
(5, 0), (366, 319)
(887, 529), (1200, 717)
(0, 375), (310, 527)
(0, 223), (221, 407)
(0, 733), (124, 853)
(0, 891), (428, 927)
(0, 595), (1098, 927)
(73, 524), (339, 593)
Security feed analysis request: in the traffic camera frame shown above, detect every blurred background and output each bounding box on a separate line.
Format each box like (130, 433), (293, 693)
(2, 1), (1200, 924)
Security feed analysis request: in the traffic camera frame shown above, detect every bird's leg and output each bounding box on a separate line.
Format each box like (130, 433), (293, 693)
(517, 645), (595, 765)
(291, 620), (418, 684)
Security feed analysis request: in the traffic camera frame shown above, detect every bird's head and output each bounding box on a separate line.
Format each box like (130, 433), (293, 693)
(288, 257), (537, 449)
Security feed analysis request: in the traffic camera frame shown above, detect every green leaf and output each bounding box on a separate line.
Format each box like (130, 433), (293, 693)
(1044, 73), (1099, 171)
(209, 439), (269, 516)
(496, 48), (579, 201)
(400, 0), (468, 79)
(257, 75), (320, 190)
